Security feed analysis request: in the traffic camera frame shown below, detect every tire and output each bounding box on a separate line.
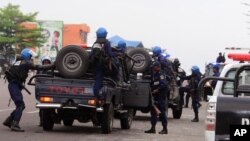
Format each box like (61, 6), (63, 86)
(120, 109), (134, 129)
(42, 109), (54, 131)
(172, 101), (183, 119)
(55, 45), (89, 78)
(126, 48), (151, 74)
(63, 119), (74, 126)
(101, 103), (114, 134)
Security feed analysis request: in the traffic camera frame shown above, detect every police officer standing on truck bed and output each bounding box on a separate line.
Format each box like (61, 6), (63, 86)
(145, 61), (168, 134)
(114, 40), (128, 84)
(90, 27), (116, 100)
(3, 48), (54, 132)
(180, 66), (202, 122)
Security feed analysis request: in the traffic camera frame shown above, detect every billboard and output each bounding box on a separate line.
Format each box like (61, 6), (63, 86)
(37, 21), (63, 61)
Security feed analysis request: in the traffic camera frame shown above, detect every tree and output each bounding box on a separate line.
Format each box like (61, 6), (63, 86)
(0, 3), (45, 67)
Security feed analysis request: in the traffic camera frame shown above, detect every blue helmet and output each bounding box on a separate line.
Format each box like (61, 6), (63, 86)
(21, 48), (33, 60)
(191, 65), (200, 75)
(96, 27), (108, 38)
(152, 46), (162, 56)
(117, 40), (126, 52)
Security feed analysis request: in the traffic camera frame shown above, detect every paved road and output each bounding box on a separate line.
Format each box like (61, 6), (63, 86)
(0, 77), (206, 141)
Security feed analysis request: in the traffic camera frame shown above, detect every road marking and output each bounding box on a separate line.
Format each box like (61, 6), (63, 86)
(0, 108), (14, 112)
(26, 110), (39, 114)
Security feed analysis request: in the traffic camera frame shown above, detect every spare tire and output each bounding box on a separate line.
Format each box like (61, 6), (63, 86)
(126, 48), (151, 73)
(55, 45), (89, 78)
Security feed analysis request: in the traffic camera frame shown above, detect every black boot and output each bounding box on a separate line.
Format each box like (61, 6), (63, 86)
(11, 121), (24, 132)
(159, 127), (168, 134)
(144, 127), (156, 134)
(191, 113), (199, 122)
(3, 116), (13, 128)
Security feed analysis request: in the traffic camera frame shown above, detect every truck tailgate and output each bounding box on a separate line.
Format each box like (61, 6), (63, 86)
(35, 77), (95, 104)
(216, 96), (250, 135)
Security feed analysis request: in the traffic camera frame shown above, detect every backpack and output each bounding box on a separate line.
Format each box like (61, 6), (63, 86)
(90, 42), (110, 67)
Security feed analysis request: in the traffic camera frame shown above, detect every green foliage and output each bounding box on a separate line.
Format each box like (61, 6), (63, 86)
(0, 3), (45, 62)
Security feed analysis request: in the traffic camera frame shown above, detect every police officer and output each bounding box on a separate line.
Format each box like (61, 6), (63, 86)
(90, 27), (116, 99)
(152, 46), (175, 101)
(216, 52), (225, 63)
(180, 66), (202, 122)
(3, 48), (54, 132)
(37, 55), (52, 74)
(114, 40), (127, 84)
(145, 61), (168, 134)
(211, 64), (220, 89)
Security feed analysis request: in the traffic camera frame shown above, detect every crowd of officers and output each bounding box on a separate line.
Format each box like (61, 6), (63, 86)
(2, 27), (205, 134)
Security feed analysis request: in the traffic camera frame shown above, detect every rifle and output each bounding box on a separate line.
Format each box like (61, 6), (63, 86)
(5, 71), (31, 95)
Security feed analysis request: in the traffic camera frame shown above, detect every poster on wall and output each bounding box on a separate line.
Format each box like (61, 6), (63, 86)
(37, 20), (63, 62)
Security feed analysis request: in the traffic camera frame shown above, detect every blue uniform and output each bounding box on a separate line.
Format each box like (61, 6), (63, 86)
(91, 38), (116, 98)
(150, 70), (168, 128)
(4, 59), (53, 129)
(158, 54), (174, 79)
(180, 73), (201, 121)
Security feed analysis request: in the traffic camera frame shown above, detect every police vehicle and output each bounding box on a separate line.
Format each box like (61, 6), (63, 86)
(199, 53), (250, 141)
(28, 45), (152, 134)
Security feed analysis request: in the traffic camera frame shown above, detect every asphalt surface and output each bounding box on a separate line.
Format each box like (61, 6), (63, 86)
(0, 76), (206, 141)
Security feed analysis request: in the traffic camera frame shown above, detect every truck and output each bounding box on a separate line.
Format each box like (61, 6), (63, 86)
(129, 48), (184, 119)
(199, 53), (250, 141)
(28, 45), (153, 134)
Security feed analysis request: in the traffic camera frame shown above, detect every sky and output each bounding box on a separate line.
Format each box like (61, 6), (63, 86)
(1, 0), (250, 72)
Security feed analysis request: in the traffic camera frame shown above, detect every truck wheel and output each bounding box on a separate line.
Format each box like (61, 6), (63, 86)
(101, 103), (114, 134)
(56, 45), (89, 78)
(42, 109), (54, 131)
(63, 119), (74, 126)
(120, 109), (134, 129)
(126, 48), (151, 74)
(172, 101), (183, 119)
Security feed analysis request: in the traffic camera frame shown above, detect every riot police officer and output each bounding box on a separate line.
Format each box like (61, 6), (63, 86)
(114, 40), (128, 84)
(145, 61), (168, 134)
(3, 48), (54, 132)
(152, 46), (175, 100)
(211, 64), (220, 89)
(180, 65), (202, 122)
(90, 27), (116, 99)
